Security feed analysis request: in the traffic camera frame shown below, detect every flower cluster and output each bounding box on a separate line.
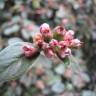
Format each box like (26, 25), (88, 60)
(23, 23), (82, 59)
(33, 23), (82, 59)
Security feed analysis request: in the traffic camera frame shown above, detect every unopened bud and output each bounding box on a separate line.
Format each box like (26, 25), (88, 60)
(64, 30), (74, 41)
(71, 39), (82, 48)
(23, 45), (37, 58)
(40, 23), (50, 34)
(49, 39), (59, 47)
(53, 26), (66, 35)
(59, 41), (66, 48)
(59, 48), (71, 58)
(44, 48), (54, 58)
(33, 33), (43, 47)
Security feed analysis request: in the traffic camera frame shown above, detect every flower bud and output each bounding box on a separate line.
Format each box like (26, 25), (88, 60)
(49, 39), (58, 47)
(42, 42), (49, 50)
(23, 45), (37, 58)
(59, 41), (66, 48)
(71, 39), (81, 47)
(44, 48), (54, 58)
(67, 30), (74, 35)
(64, 48), (71, 56)
(64, 30), (74, 41)
(33, 33), (43, 47)
(40, 23), (52, 42)
(40, 23), (50, 34)
(59, 40), (71, 48)
(59, 48), (71, 58)
(53, 26), (66, 35)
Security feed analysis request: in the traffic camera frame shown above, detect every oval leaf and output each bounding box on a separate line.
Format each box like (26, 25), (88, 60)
(0, 42), (39, 84)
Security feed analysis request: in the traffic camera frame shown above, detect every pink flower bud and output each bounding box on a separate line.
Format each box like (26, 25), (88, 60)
(59, 48), (71, 58)
(33, 33), (43, 47)
(44, 48), (54, 58)
(42, 42), (49, 50)
(59, 40), (72, 47)
(67, 30), (74, 35)
(23, 45), (36, 58)
(49, 39), (59, 47)
(64, 48), (71, 56)
(59, 41), (66, 48)
(53, 26), (66, 35)
(64, 30), (74, 41)
(71, 39), (81, 47)
(40, 23), (50, 34)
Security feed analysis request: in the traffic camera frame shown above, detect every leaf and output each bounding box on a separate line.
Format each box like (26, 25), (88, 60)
(82, 91), (96, 96)
(0, 57), (36, 83)
(0, 42), (23, 73)
(7, 37), (23, 45)
(80, 72), (90, 83)
(3, 87), (15, 96)
(69, 55), (82, 73)
(33, 54), (52, 69)
(51, 82), (65, 94)
(54, 63), (65, 75)
(0, 42), (39, 84)
(21, 29), (31, 40)
(44, 71), (61, 86)
(3, 24), (20, 36)
(20, 73), (33, 87)
(65, 83), (73, 91)
(71, 74), (84, 88)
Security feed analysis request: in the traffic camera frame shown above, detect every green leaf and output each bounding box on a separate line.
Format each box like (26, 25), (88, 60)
(3, 87), (15, 96)
(44, 71), (61, 86)
(54, 63), (65, 75)
(82, 91), (96, 96)
(0, 57), (36, 83)
(0, 42), (23, 73)
(51, 82), (65, 94)
(0, 42), (39, 84)
(69, 55), (81, 73)
(33, 53), (52, 69)
(3, 24), (20, 36)
(7, 37), (23, 45)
